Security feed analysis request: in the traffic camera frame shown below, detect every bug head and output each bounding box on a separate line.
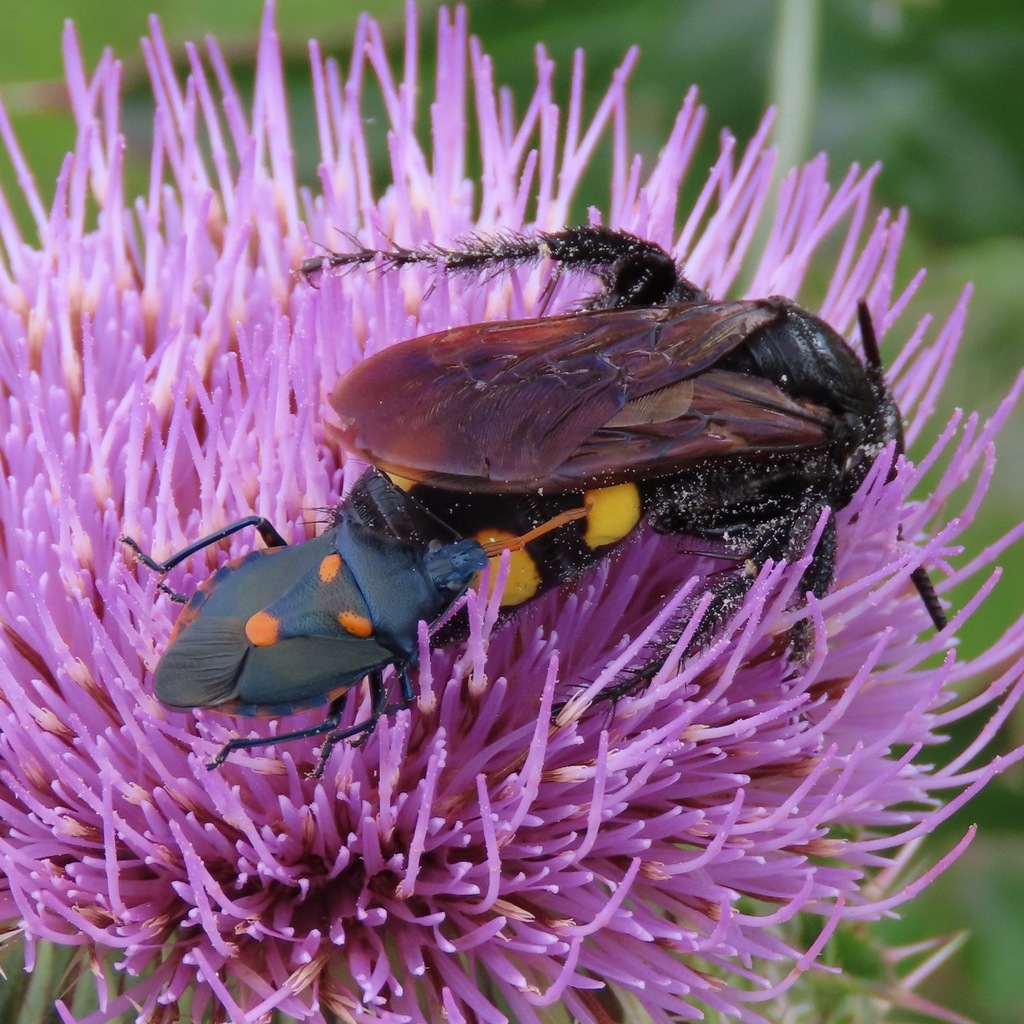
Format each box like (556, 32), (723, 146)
(423, 539), (490, 592)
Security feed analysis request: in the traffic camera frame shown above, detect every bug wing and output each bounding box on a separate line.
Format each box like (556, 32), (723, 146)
(153, 616), (248, 709)
(332, 300), (827, 491)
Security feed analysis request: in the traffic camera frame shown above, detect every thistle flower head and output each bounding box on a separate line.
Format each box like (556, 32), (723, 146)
(0, 6), (1022, 1024)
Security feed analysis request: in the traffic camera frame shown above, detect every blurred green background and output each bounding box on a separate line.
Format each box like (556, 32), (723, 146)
(1, 1), (1022, 1021)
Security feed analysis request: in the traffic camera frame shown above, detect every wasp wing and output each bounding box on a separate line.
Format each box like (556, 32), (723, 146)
(557, 369), (832, 485)
(332, 300), (831, 492)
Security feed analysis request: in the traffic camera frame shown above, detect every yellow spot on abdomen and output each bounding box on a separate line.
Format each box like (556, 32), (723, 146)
(338, 610), (374, 637)
(475, 529), (542, 607)
(245, 610), (280, 647)
(583, 483), (642, 549)
(385, 472), (417, 492)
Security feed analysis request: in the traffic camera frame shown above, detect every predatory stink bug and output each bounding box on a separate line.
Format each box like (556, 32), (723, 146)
(122, 469), (584, 776)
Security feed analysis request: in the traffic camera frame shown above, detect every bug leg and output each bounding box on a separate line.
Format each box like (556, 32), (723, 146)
(312, 669), (409, 777)
(382, 665), (417, 714)
(206, 692), (350, 772)
(122, 517), (288, 602)
(206, 666), (411, 777)
(122, 516), (288, 573)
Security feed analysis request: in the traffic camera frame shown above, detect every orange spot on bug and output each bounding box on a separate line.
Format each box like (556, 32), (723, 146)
(338, 610), (373, 638)
(319, 553), (342, 582)
(245, 610), (280, 647)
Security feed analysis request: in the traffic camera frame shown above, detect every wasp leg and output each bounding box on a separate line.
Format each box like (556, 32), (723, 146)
(537, 227), (704, 309)
(300, 226), (704, 309)
(347, 468), (432, 543)
(600, 506), (837, 705)
(785, 510), (837, 662)
(855, 306), (946, 632)
(911, 565), (947, 631)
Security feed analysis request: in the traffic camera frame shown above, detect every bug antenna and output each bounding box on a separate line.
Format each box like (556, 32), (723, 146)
(401, 488), (462, 542)
(479, 507), (588, 556)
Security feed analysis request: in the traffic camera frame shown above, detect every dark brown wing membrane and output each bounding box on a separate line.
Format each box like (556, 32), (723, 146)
(332, 299), (831, 491)
(556, 370), (832, 486)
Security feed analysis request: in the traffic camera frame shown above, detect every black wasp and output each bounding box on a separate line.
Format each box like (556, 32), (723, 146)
(304, 226), (946, 681)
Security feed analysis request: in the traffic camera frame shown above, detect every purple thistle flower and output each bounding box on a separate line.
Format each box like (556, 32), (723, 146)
(0, 5), (1022, 1023)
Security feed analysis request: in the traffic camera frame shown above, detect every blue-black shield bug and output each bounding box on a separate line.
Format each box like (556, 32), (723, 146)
(123, 469), (584, 775)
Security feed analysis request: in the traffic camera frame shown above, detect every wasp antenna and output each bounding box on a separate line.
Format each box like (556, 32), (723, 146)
(856, 301), (885, 373)
(857, 299), (909, 463)
(911, 565), (948, 631)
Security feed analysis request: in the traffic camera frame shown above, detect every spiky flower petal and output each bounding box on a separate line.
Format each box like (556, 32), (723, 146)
(0, 6), (1021, 1024)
